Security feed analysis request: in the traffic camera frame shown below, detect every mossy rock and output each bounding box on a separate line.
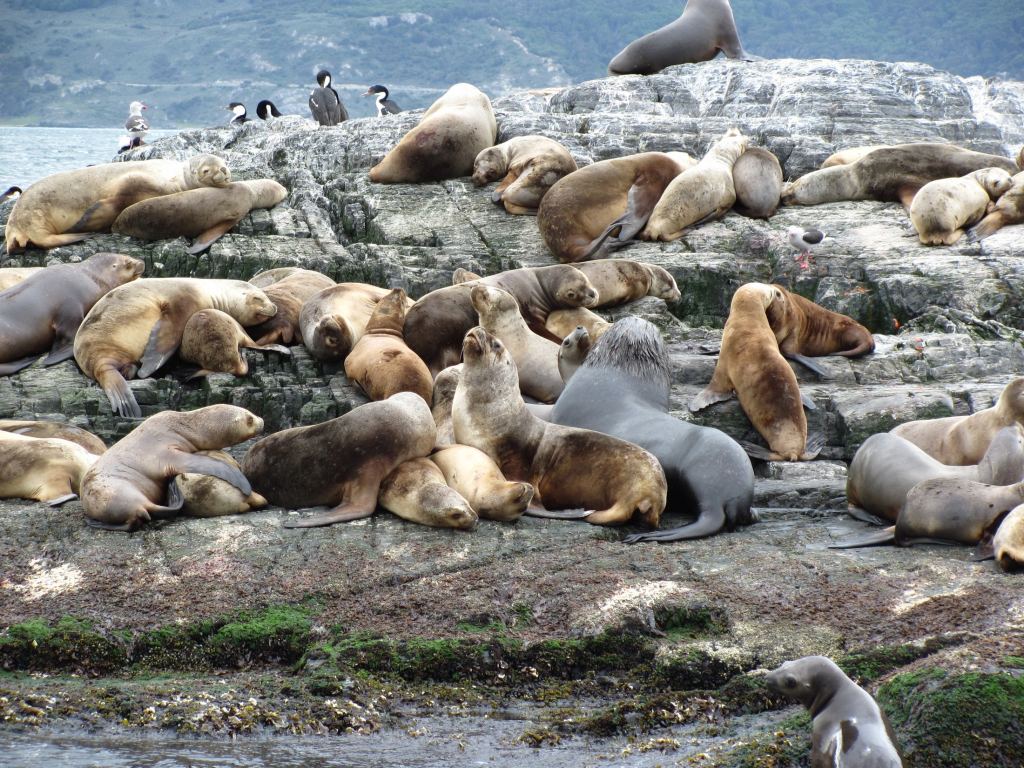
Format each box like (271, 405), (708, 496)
(0, 617), (127, 674)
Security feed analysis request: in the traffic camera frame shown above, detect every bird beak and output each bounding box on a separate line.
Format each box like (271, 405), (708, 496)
(362, 89), (373, 96)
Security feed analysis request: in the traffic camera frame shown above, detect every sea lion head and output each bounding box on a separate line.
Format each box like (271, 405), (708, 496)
(189, 154), (232, 188)
(765, 656), (838, 706)
(231, 283), (278, 325)
(584, 317), (670, 393)
(310, 316), (354, 361)
(242, 179), (288, 208)
(175, 404), (264, 449)
(561, 325), (592, 359)
(461, 326), (517, 392)
(422, 484), (479, 530)
(470, 284), (518, 318)
(994, 504), (1024, 573)
(644, 264), (681, 301)
(549, 266), (599, 308)
(472, 146), (506, 187)
(365, 287), (409, 333)
(181, 309), (248, 375)
(737, 282), (785, 312)
(83, 252), (145, 289)
(974, 167), (1014, 199)
(998, 377), (1024, 420)
(432, 365), (463, 409)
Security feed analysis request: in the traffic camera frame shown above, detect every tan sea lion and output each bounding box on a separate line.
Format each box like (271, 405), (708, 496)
(245, 268), (335, 345)
(431, 364), (462, 448)
(557, 325), (592, 383)
(573, 259), (681, 305)
(453, 326), (667, 527)
(179, 308), (290, 377)
(379, 458), (478, 530)
(643, 127), (749, 241)
(4, 155), (231, 254)
(80, 405), (263, 531)
(73, 278), (277, 417)
(607, 0), (749, 75)
(369, 83), (497, 183)
(820, 145), (891, 168)
(782, 143), (1019, 208)
(968, 170), (1024, 241)
(429, 444), (534, 522)
(992, 504), (1024, 572)
(345, 287), (432, 402)
(544, 308), (611, 341)
(242, 392), (437, 528)
(891, 377), (1024, 465)
(298, 282), (399, 363)
(0, 252), (144, 376)
(176, 450), (268, 517)
(731, 147), (783, 219)
(0, 431), (98, 504)
(111, 179), (287, 254)
(0, 420), (106, 455)
(0, 267), (42, 291)
(909, 167), (1014, 245)
(472, 136), (578, 214)
(690, 283), (820, 461)
(537, 151), (696, 262)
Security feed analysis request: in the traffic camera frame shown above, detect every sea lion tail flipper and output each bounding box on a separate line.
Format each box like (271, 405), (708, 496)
(46, 493), (79, 507)
(250, 343), (292, 356)
(41, 344), (75, 367)
(800, 392), (817, 410)
(689, 386), (734, 412)
(174, 452), (252, 496)
(524, 500), (594, 520)
(622, 507), (727, 544)
(966, 214), (1003, 243)
(138, 317), (183, 379)
(282, 499), (377, 528)
(84, 517), (135, 531)
(739, 441), (776, 461)
(788, 353), (832, 379)
(803, 432), (826, 459)
(0, 354), (44, 376)
(697, 343), (721, 355)
(970, 536), (996, 562)
(147, 478), (186, 518)
(187, 221), (236, 255)
(97, 367), (142, 418)
(828, 526), (897, 548)
(846, 505), (891, 527)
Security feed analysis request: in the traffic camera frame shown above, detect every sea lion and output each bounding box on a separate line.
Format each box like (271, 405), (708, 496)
(537, 151), (696, 262)
(607, 0), (749, 75)
(846, 427), (1024, 524)
(245, 268), (335, 346)
(298, 282), (398, 363)
(429, 444), (534, 522)
(992, 504), (1024, 572)
(431, 365), (462, 448)
(471, 285), (563, 403)
(766, 656), (902, 768)
(643, 127), (750, 241)
(573, 259), (681, 305)
(73, 278), (277, 417)
(176, 450), (268, 517)
(472, 136), (578, 214)
(690, 283), (820, 462)
(4, 155), (231, 254)
(0, 431), (98, 504)
(551, 317), (755, 541)
(0, 252), (145, 376)
(968, 170), (1024, 241)
(820, 145), (891, 168)
(0, 267), (42, 291)
(242, 392), (436, 528)
(891, 377), (1024, 465)
(0, 420), (106, 455)
(403, 265), (598, 376)
(344, 287), (433, 403)
(557, 325), (592, 383)
(782, 143), (1019, 208)
(545, 308), (611, 342)
(378, 458), (478, 530)
(179, 308), (290, 377)
(453, 326), (667, 527)
(111, 179), (287, 254)
(909, 167), (1014, 245)
(731, 147), (783, 219)
(369, 83), (497, 183)
(80, 405), (263, 531)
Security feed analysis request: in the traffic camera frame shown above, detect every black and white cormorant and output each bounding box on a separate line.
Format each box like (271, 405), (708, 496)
(308, 70), (348, 126)
(226, 102), (250, 125)
(256, 100), (283, 120)
(363, 84), (402, 116)
(124, 101), (149, 144)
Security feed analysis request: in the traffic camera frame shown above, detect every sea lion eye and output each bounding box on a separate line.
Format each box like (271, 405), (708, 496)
(784, 675), (797, 688)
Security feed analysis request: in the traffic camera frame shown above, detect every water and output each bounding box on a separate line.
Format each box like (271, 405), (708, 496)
(0, 127), (178, 190)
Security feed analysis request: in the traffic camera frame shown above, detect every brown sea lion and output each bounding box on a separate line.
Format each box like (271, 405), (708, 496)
(0, 420), (106, 455)
(176, 450), (268, 517)
(73, 278), (277, 417)
(298, 282), (399, 363)
(111, 179), (287, 254)
(80, 405), (263, 530)
(544, 308), (611, 341)
(242, 392), (437, 528)
(731, 147), (783, 219)
(992, 504), (1024, 572)
(0, 431), (98, 504)
(4, 155), (231, 254)
(245, 268), (335, 345)
(179, 308), (290, 377)
(537, 151), (696, 262)
(557, 325), (592, 383)
(369, 83), (497, 183)
(472, 135), (578, 214)
(573, 259), (681, 305)
(378, 458), (478, 530)
(909, 167), (1014, 245)
(452, 326), (667, 527)
(0, 267), (42, 291)
(429, 444), (534, 522)
(820, 145), (891, 168)
(968, 170), (1024, 241)
(891, 377), (1024, 465)
(431, 365), (462, 448)
(344, 288), (432, 403)
(0, 252), (144, 376)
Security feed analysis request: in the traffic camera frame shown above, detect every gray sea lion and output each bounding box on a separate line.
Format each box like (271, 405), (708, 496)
(179, 308), (290, 377)
(0, 252), (144, 376)
(429, 444), (534, 522)
(607, 0), (749, 75)
(0, 420), (106, 455)
(0, 267), (42, 291)
(4, 155), (231, 254)
(379, 458), (478, 530)
(909, 167), (1013, 245)
(472, 136), (578, 214)
(431, 365), (462, 448)
(369, 83), (497, 183)
(298, 282), (399, 363)
(0, 431), (98, 505)
(731, 147), (783, 219)
(245, 268), (335, 346)
(766, 656), (902, 768)
(176, 450), (268, 517)
(968, 170), (1024, 241)
(558, 325), (592, 383)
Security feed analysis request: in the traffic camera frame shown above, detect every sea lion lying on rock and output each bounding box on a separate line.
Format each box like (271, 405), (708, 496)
(472, 135), (577, 214)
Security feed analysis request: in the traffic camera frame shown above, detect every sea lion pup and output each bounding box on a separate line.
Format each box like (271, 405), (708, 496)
(4, 155), (231, 254)
(378, 458), (478, 530)
(846, 427), (1024, 524)
(766, 656), (903, 768)
(403, 265), (598, 376)
(344, 288), (432, 403)
(909, 167), (1014, 245)
(80, 405), (263, 531)
(0, 432), (98, 504)
(111, 179), (288, 254)
(968, 170), (1024, 241)
(731, 147), (783, 219)
(690, 284), (821, 462)
(176, 450), (268, 517)
(73, 278), (277, 418)
(643, 128), (750, 242)
(781, 143), (1019, 209)
(298, 282), (400, 363)
(607, 0), (749, 75)
(0, 420), (107, 455)
(557, 325), (592, 383)
(245, 268), (335, 346)
(545, 308), (611, 342)
(891, 377), (1024, 465)
(574, 259), (681, 305)
(431, 365), (462, 448)
(453, 326), (667, 527)
(471, 285), (563, 403)
(537, 151), (696, 262)
(0, 252), (144, 376)
(369, 83), (497, 183)
(551, 317), (754, 542)
(992, 504), (1024, 572)
(430, 444), (534, 522)
(242, 393), (437, 528)
(472, 136), (578, 214)
(179, 309), (290, 378)
(0, 267), (42, 291)
(819, 145), (891, 169)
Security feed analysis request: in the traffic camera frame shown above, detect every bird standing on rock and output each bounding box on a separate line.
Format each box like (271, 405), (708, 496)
(256, 100), (282, 120)
(787, 226), (826, 269)
(363, 84), (402, 116)
(124, 101), (149, 145)
(309, 70), (347, 125)
(226, 102), (250, 126)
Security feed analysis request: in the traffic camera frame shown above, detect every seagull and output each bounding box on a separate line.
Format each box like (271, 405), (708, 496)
(226, 102), (250, 126)
(787, 226), (826, 269)
(124, 101), (149, 144)
(256, 100), (282, 120)
(363, 84), (402, 116)
(308, 70), (348, 126)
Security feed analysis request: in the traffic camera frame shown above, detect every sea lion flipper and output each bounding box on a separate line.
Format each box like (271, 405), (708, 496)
(739, 440), (775, 461)
(147, 478), (186, 518)
(96, 367), (142, 418)
(282, 500), (376, 528)
(623, 508), (727, 543)
(138, 317), (182, 379)
(800, 392), (817, 410)
(804, 432), (825, 458)
(45, 493), (78, 507)
(187, 221), (236, 255)
(41, 344), (75, 367)
(788, 353), (832, 379)
(250, 343), (292, 355)
(970, 536), (996, 561)
(846, 506), (890, 527)
(173, 452), (252, 496)
(582, 182), (657, 259)
(524, 502), (594, 520)
(689, 387), (734, 412)
(828, 526), (898, 548)
(0, 354), (43, 376)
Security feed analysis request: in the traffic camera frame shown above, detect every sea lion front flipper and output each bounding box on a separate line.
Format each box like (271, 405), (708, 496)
(172, 451), (252, 496)
(282, 498), (377, 528)
(45, 493), (78, 507)
(788, 353), (832, 379)
(187, 220), (237, 255)
(147, 477), (186, 518)
(689, 386), (735, 412)
(138, 317), (183, 379)
(828, 526), (897, 548)
(0, 354), (43, 376)
(846, 505), (890, 526)
(582, 180), (660, 259)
